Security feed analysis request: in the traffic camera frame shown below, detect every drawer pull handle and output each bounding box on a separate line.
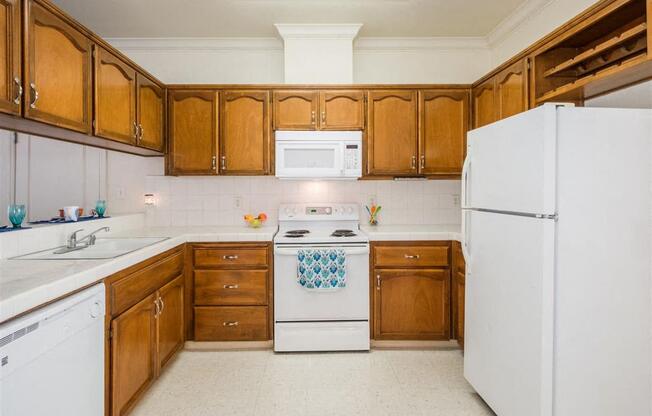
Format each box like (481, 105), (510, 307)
(222, 255), (239, 260)
(223, 284), (239, 289)
(223, 321), (239, 327)
(404, 254), (420, 259)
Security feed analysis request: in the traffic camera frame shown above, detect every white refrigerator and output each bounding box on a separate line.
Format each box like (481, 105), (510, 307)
(462, 103), (652, 416)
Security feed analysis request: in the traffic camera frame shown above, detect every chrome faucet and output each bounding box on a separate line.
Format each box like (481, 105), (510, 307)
(66, 227), (110, 249)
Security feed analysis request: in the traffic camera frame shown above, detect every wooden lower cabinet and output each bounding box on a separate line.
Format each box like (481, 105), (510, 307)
(106, 246), (185, 416)
(157, 275), (185, 369)
(110, 293), (157, 416)
(372, 242), (451, 340)
(451, 241), (466, 349)
(191, 243), (272, 341)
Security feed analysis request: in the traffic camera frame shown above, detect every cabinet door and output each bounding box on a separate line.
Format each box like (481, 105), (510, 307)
(419, 90), (469, 176)
(374, 269), (450, 340)
(24, 0), (92, 133)
(111, 293), (157, 416)
(273, 90), (318, 130)
(94, 46), (136, 144)
(0, 0), (20, 115)
(137, 74), (165, 152)
(319, 90), (364, 130)
(472, 77), (496, 129)
(496, 59), (529, 120)
(456, 270), (465, 349)
(168, 90), (218, 175)
(367, 90), (418, 176)
(157, 274), (184, 370)
(220, 90), (270, 175)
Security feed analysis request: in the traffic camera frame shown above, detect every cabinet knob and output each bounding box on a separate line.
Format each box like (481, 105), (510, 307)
(223, 321), (239, 327)
(376, 274), (381, 290)
(411, 156), (417, 169)
(221, 156), (226, 171)
(311, 110), (316, 125)
(211, 156), (217, 171)
(404, 254), (420, 259)
(321, 111), (326, 124)
(420, 155), (425, 169)
(222, 254), (239, 260)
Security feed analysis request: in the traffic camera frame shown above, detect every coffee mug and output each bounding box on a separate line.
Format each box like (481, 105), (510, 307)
(63, 206), (80, 222)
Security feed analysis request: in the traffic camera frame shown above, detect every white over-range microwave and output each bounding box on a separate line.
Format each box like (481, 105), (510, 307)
(275, 131), (362, 180)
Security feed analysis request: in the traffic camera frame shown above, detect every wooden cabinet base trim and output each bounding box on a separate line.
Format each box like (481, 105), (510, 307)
(0, 111), (163, 156)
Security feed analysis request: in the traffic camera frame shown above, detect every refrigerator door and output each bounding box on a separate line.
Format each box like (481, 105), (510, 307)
(464, 210), (555, 416)
(464, 103), (563, 215)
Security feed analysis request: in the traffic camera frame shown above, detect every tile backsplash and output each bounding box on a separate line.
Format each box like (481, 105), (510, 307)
(144, 176), (461, 227)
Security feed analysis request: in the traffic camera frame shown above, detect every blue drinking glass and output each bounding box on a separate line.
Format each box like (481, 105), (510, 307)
(8, 204), (26, 228)
(96, 200), (107, 217)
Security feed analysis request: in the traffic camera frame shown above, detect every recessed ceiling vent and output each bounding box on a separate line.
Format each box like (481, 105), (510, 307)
(275, 23), (363, 84)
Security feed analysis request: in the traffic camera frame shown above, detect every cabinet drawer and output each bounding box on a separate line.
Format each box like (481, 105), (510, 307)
(194, 247), (268, 268)
(194, 306), (268, 341)
(195, 269), (268, 306)
(110, 250), (184, 316)
(374, 245), (449, 268)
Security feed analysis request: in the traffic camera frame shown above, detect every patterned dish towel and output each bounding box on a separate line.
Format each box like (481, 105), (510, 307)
(297, 249), (346, 290)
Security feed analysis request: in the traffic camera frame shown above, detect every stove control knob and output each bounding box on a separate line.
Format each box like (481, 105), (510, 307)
(284, 207), (292, 216)
(346, 206), (354, 214)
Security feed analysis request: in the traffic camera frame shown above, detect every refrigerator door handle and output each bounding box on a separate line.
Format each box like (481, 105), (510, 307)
(461, 154), (471, 208)
(461, 209), (471, 263)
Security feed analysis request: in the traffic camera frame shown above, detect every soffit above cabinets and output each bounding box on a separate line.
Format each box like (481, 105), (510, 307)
(50, 0), (528, 38)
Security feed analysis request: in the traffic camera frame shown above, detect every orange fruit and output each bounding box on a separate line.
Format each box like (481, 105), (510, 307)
(258, 213), (267, 221)
(244, 214), (254, 222)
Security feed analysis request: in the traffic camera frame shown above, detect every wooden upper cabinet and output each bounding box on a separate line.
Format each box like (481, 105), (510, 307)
(94, 46), (136, 144)
(137, 74), (165, 152)
(319, 90), (364, 130)
(273, 90), (318, 130)
(168, 90), (218, 175)
(157, 275), (184, 371)
(419, 90), (469, 176)
(374, 269), (450, 340)
(220, 90), (270, 175)
(111, 293), (157, 416)
(472, 78), (497, 129)
(367, 90), (418, 176)
(496, 59), (529, 120)
(0, 0), (21, 115)
(24, 0), (92, 133)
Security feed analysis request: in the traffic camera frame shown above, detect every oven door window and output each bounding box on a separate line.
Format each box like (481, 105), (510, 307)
(276, 143), (343, 178)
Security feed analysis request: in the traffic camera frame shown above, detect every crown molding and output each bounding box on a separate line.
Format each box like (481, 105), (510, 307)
(486, 0), (554, 47)
(355, 37), (487, 51)
(275, 23), (363, 40)
(106, 37), (283, 52)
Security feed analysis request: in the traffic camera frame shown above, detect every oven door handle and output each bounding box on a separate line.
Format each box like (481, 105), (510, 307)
(274, 247), (370, 256)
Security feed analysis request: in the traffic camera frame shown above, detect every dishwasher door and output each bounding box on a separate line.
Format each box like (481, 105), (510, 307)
(0, 283), (105, 416)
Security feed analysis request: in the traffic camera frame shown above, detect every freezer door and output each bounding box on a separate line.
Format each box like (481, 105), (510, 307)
(464, 104), (560, 215)
(464, 210), (555, 416)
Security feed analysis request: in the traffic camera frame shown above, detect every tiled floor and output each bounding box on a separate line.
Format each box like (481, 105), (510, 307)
(131, 349), (496, 416)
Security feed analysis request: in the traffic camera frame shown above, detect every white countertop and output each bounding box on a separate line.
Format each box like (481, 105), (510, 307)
(360, 224), (461, 242)
(0, 226), (277, 324)
(0, 223), (460, 324)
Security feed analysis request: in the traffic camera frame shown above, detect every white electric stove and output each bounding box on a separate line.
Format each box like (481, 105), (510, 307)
(273, 203), (370, 352)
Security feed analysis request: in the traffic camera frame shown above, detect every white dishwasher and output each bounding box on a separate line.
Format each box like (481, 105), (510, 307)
(0, 283), (105, 416)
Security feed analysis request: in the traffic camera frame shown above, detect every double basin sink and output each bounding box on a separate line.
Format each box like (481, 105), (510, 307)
(12, 237), (169, 260)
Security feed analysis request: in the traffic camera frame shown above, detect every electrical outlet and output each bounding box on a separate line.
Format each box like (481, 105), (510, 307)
(452, 194), (460, 207)
(369, 195), (377, 206)
(233, 196), (242, 209)
(116, 188), (125, 200)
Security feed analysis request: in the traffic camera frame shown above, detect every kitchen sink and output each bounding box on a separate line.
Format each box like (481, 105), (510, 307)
(11, 237), (169, 260)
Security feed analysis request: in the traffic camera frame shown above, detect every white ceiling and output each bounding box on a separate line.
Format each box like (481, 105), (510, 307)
(51, 0), (529, 38)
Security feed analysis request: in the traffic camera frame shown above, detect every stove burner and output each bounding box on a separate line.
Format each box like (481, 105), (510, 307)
(286, 230), (310, 235)
(331, 229), (357, 237)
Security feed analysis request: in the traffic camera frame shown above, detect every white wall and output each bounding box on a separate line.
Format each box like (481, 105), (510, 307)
(0, 130), (163, 226)
(488, 0), (601, 67)
(108, 37), (491, 84)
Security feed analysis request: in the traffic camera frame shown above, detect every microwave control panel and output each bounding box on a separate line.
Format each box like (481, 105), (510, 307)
(344, 144), (360, 170)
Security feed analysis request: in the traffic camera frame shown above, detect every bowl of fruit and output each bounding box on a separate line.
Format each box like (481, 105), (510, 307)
(244, 213), (268, 228)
